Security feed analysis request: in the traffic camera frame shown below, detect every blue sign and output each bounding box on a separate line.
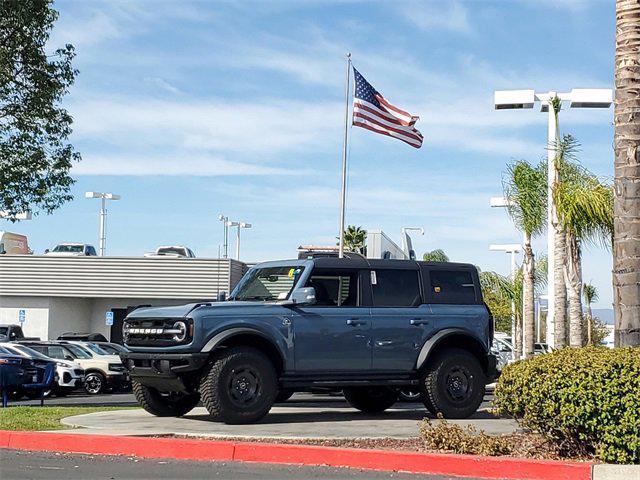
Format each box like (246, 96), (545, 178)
(18, 309), (26, 324)
(105, 311), (114, 326)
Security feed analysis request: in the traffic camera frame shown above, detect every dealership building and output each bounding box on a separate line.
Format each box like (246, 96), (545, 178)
(0, 256), (247, 342)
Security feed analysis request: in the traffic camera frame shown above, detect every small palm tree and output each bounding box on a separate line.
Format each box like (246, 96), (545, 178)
(340, 225), (367, 254)
(503, 159), (546, 358)
(423, 249), (449, 262)
(554, 137), (613, 347)
(583, 283), (599, 345)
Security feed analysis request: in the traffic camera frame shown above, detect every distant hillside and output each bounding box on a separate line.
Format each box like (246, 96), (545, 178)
(592, 308), (614, 325)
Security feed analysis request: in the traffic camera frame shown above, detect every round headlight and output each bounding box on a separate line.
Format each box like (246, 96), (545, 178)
(172, 321), (187, 342)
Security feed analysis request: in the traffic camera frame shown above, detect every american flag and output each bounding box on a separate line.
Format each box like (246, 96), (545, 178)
(352, 67), (423, 149)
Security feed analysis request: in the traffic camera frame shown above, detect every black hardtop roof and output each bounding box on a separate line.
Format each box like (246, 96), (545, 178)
(310, 256), (478, 271)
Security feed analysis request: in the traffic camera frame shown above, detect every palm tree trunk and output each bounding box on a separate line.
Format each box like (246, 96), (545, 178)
(565, 232), (584, 347)
(553, 221), (568, 348)
(614, 0), (640, 347)
(587, 303), (593, 345)
(522, 234), (536, 358)
(514, 312), (522, 360)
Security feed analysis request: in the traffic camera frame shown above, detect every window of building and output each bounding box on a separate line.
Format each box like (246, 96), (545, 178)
(306, 270), (358, 307)
(428, 269), (477, 304)
(372, 269), (422, 307)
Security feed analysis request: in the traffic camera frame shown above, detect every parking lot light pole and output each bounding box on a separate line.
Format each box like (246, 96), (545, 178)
(227, 220), (252, 260)
(494, 88), (612, 348)
(218, 214), (229, 259)
(490, 243), (522, 361)
(85, 192), (121, 257)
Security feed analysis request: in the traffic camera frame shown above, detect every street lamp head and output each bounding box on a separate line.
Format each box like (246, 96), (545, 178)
(489, 243), (522, 253)
(218, 214), (225, 221)
(240, 222), (252, 229)
(85, 191), (102, 199)
(226, 220), (239, 227)
(568, 88), (613, 109)
(104, 193), (121, 200)
(494, 90), (535, 110)
(490, 196), (514, 208)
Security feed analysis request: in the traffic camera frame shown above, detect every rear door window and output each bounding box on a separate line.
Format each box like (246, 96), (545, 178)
(427, 269), (478, 304)
(371, 269), (422, 307)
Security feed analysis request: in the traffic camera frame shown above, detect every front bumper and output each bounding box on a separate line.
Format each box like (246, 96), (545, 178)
(120, 352), (209, 392)
(55, 366), (85, 389)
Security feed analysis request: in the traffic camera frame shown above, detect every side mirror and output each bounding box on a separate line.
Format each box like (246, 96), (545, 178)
(44, 249), (50, 254)
(65, 355), (74, 361)
(288, 287), (316, 306)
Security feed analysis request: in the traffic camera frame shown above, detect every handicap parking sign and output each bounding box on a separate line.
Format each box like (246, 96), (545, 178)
(18, 309), (26, 324)
(105, 311), (114, 326)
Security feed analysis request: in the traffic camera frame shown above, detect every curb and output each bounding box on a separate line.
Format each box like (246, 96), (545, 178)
(0, 430), (592, 480)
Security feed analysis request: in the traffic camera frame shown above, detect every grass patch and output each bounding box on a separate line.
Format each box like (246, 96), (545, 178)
(0, 406), (133, 431)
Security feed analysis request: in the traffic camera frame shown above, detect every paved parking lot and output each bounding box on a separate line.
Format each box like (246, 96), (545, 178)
(45, 391), (517, 439)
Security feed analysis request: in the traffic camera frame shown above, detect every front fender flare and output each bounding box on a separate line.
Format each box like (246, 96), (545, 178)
(200, 327), (287, 362)
(415, 328), (487, 370)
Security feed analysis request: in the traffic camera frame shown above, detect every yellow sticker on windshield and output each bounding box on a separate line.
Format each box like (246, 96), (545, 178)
(288, 268), (295, 278)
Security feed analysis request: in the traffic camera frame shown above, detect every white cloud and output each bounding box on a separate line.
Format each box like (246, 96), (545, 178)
(400, 1), (472, 34)
(144, 77), (182, 95)
(73, 154), (309, 177)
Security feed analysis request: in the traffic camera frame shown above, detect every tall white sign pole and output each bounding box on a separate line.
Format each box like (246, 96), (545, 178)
(338, 53), (352, 259)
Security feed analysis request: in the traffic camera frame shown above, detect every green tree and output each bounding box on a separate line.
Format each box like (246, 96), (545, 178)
(423, 249), (449, 262)
(583, 282), (599, 345)
(479, 270), (514, 335)
(340, 225), (367, 254)
(554, 136), (614, 348)
(0, 0), (80, 217)
(503, 159), (547, 358)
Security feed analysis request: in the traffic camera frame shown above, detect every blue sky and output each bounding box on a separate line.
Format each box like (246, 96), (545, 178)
(2, 0), (615, 308)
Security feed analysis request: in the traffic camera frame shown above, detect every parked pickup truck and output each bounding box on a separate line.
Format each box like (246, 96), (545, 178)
(121, 256), (497, 424)
(0, 324), (39, 342)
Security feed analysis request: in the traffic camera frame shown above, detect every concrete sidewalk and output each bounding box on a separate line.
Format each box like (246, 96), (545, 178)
(60, 402), (518, 439)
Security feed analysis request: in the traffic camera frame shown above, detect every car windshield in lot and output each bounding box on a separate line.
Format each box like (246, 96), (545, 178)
(63, 343), (92, 359)
(6, 344), (52, 361)
(52, 244), (84, 253)
(84, 343), (110, 355)
(231, 266), (305, 302)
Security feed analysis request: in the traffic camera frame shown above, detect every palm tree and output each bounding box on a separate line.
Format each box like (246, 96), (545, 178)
(340, 225), (367, 254)
(503, 160), (547, 358)
(423, 249), (449, 262)
(613, 1), (640, 347)
(583, 283), (599, 345)
(554, 137), (614, 347)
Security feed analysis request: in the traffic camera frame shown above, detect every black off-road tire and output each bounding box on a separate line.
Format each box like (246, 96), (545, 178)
(199, 347), (277, 424)
(420, 348), (485, 419)
(132, 381), (200, 417)
(275, 389), (294, 403)
(343, 387), (398, 414)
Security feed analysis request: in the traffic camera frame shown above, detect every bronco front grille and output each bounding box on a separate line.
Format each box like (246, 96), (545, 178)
(124, 318), (193, 347)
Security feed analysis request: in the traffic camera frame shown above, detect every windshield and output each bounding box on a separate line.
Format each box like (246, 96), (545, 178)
(84, 343), (109, 355)
(10, 344), (52, 361)
(63, 344), (92, 359)
(53, 245), (83, 253)
(231, 266), (305, 302)
(157, 247), (186, 256)
(0, 327), (7, 336)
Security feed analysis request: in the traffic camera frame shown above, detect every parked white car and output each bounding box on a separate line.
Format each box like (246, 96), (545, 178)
(2, 342), (84, 396)
(59, 341), (129, 394)
(21, 341), (128, 395)
(144, 245), (195, 258)
(45, 243), (97, 256)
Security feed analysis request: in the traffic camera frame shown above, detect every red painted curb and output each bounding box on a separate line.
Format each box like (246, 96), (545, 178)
(0, 430), (592, 480)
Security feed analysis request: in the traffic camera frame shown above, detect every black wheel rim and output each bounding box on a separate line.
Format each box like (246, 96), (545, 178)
(85, 374), (102, 394)
(444, 366), (473, 403)
(227, 367), (261, 408)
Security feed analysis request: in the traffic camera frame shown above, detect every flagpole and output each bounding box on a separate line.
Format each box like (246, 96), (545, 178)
(338, 52), (351, 259)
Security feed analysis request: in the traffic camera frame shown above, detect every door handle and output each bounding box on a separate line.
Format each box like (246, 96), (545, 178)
(346, 318), (367, 326)
(410, 318), (429, 326)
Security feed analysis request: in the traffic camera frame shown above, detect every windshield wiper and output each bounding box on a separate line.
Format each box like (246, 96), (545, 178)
(237, 296), (273, 301)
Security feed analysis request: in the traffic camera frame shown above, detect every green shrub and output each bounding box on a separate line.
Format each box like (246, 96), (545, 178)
(494, 346), (640, 464)
(419, 418), (511, 456)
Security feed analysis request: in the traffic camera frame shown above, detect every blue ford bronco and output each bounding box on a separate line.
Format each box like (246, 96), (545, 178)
(121, 255), (497, 424)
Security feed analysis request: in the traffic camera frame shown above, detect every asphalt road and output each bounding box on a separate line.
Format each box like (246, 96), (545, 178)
(0, 449), (478, 480)
(13, 391), (495, 411)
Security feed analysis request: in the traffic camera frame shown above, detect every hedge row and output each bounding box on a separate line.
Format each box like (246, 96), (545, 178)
(494, 346), (640, 464)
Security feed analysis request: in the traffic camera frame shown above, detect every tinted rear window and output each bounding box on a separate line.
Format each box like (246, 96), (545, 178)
(427, 269), (477, 304)
(372, 269), (422, 307)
